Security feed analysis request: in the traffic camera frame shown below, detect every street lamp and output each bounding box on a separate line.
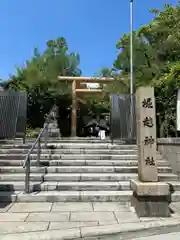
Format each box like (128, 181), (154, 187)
(130, 0), (134, 139)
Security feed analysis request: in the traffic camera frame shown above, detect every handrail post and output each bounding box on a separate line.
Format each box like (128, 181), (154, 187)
(44, 127), (48, 149)
(37, 138), (41, 166)
(25, 156), (30, 193)
(23, 107), (53, 193)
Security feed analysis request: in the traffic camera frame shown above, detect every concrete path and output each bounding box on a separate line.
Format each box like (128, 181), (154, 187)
(134, 232), (180, 240)
(0, 202), (180, 239)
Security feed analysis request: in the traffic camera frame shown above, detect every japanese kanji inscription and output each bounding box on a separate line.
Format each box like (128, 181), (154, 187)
(136, 87), (158, 182)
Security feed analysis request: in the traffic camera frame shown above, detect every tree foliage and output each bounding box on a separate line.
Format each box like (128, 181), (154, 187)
(2, 37), (81, 128)
(104, 2), (180, 137)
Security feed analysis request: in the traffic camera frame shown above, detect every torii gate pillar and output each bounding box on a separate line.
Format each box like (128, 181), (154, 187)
(71, 80), (77, 137)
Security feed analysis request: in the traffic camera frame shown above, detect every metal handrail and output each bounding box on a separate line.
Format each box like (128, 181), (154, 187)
(23, 106), (57, 193)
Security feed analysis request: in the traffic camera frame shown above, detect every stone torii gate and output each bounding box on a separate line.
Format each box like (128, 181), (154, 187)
(58, 76), (115, 137)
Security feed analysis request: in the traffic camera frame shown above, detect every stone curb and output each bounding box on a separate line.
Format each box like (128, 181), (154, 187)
(80, 219), (180, 239)
(1, 219), (180, 240)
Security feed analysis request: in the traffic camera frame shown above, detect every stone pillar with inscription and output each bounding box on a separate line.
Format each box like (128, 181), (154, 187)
(131, 87), (170, 217)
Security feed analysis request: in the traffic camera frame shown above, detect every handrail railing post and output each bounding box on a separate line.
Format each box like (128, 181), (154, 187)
(23, 105), (55, 194)
(25, 156), (30, 193)
(44, 127), (48, 148)
(23, 135), (26, 144)
(37, 138), (41, 166)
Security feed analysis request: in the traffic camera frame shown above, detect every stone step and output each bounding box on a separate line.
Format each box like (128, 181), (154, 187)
(0, 154), (163, 161)
(25, 138), (129, 143)
(48, 159), (168, 167)
(38, 181), (180, 191)
(0, 173), (44, 182)
(172, 191), (180, 202)
(0, 143), (138, 150)
(0, 154), (138, 160)
(42, 173), (178, 182)
(45, 181), (131, 191)
(50, 159), (139, 166)
(167, 182), (180, 191)
(0, 173), (177, 182)
(0, 190), (132, 202)
(0, 138), (128, 144)
(0, 166), (172, 174)
(0, 181), (41, 191)
(0, 149), (138, 155)
(0, 181), (131, 191)
(0, 159), (169, 167)
(0, 190), (180, 202)
(1, 180), (180, 192)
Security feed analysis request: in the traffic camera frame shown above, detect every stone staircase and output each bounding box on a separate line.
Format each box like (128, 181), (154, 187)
(0, 137), (180, 202)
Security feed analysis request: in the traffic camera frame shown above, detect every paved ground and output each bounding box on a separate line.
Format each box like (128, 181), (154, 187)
(0, 202), (180, 239)
(134, 232), (180, 240)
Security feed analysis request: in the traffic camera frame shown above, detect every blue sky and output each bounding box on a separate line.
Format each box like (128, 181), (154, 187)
(0, 0), (178, 79)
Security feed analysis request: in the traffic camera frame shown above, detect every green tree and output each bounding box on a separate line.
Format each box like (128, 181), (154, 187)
(3, 37), (81, 128)
(105, 2), (180, 136)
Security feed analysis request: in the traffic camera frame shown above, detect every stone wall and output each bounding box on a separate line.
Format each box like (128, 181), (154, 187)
(158, 138), (180, 178)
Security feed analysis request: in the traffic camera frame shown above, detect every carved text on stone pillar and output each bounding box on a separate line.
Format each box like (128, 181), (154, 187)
(136, 87), (158, 181)
(144, 136), (155, 147)
(143, 117), (154, 127)
(142, 98), (153, 108)
(145, 157), (155, 166)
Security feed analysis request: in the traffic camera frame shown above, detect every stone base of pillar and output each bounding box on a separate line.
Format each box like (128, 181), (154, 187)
(46, 123), (61, 137)
(71, 131), (76, 137)
(130, 180), (170, 217)
(42, 123), (61, 138)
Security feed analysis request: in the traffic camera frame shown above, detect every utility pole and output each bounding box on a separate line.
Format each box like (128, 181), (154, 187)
(130, 0), (134, 139)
